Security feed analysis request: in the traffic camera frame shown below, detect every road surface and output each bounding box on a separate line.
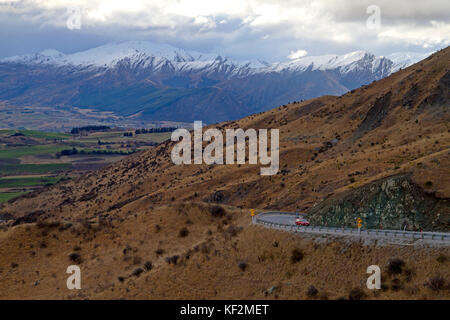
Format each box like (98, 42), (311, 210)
(253, 211), (450, 246)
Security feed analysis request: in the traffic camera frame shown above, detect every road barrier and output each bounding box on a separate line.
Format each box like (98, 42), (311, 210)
(252, 212), (450, 244)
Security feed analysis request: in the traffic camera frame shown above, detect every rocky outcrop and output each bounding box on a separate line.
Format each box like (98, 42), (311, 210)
(307, 174), (450, 231)
(353, 91), (392, 140)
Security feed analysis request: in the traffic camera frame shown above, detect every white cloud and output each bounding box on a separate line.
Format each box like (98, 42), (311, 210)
(0, 0), (449, 60)
(378, 21), (450, 48)
(288, 49), (307, 59)
(193, 15), (216, 31)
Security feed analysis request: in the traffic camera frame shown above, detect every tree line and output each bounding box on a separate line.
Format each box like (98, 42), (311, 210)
(70, 126), (111, 134)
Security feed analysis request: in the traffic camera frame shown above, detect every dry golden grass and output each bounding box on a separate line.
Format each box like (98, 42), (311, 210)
(2, 50), (449, 219)
(0, 48), (449, 300)
(0, 203), (448, 300)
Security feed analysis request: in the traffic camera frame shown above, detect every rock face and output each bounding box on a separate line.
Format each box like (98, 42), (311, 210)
(307, 175), (450, 231)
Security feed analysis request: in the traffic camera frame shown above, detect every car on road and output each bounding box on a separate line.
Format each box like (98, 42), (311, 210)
(295, 218), (310, 226)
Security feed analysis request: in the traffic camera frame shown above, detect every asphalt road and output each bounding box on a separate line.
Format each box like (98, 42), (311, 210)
(253, 211), (450, 245)
(256, 212), (305, 225)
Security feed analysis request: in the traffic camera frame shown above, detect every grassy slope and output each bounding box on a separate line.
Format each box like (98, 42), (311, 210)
(0, 203), (448, 299)
(6, 48), (446, 220)
(0, 48), (449, 299)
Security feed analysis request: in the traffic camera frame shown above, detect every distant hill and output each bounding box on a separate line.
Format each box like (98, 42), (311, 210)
(0, 41), (432, 123)
(0, 46), (448, 301)
(2, 46), (448, 230)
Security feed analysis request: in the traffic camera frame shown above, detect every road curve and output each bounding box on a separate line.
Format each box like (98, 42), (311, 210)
(253, 211), (450, 246)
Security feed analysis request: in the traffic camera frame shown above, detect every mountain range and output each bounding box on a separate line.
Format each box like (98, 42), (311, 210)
(0, 41), (432, 124)
(0, 46), (448, 299)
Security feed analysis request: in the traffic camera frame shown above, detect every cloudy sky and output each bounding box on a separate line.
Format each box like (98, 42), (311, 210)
(1, 0), (449, 61)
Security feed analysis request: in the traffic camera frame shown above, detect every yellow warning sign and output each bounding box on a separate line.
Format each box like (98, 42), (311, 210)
(250, 209), (255, 217)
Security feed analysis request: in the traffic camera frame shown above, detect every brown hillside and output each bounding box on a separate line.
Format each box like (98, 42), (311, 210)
(0, 47), (449, 300)
(1, 47), (449, 224)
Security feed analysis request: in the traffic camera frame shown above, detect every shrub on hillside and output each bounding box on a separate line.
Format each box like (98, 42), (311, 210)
(424, 275), (448, 292)
(306, 285), (318, 298)
(144, 261), (153, 271)
(179, 227), (189, 238)
(436, 254), (447, 264)
(68, 253), (82, 264)
(224, 225), (242, 237)
(291, 248), (304, 263)
(390, 278), (403, 291)
(386, 258), (405, 275)
(348, 288), (366, 300)
(131, 268), (144, 277)
(238, 261), (248, 271)
(166, 255), (179, 265)
(210, 205), (226, 217)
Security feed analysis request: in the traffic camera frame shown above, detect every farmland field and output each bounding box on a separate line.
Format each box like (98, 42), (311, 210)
(0, 163), (72, 175)
(0, 145), (69, 159)
(0, 176), (61, 188)
(0, 127), (171, 202)
(0, 129), (70, 140)
(0, 192), (27, 203)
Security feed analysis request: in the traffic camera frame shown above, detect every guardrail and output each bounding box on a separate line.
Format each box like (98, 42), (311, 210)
(253, 212), (450, 244)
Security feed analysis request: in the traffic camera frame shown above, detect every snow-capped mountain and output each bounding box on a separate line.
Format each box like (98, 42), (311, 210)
(1, 41), (267, 77)
(386, 52), (434, 73)
(0, 41), (434, 123)
(2, 41), (430, 76)
(264, 51), (386, 73)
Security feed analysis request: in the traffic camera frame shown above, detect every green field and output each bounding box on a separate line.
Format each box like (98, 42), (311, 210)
(0, 129), (70, 140)
(0, 144), (69, 159)
(0, 192), (27, 203)
(0, 163), (72, 175)
(0, 128), (168, 203)
(0, 176), (61, 188)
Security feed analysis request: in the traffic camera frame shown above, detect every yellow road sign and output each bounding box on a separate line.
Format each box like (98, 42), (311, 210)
(250, 209), (255, 217)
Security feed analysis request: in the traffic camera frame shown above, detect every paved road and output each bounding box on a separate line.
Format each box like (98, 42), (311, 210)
(253, 211), (450, 246)
(256, 212), (305, 225)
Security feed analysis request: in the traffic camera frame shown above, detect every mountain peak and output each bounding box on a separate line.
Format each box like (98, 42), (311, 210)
(0, 41), (433, 76)
(387, 51), (434, 72)
(39, 49), (65, 57)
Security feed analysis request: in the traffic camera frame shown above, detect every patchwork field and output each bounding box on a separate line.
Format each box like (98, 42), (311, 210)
(0, 103), (188, 133)
(0, 128), (171, 203)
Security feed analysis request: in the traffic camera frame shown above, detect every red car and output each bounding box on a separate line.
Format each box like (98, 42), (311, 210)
(295, 218), (310, 226)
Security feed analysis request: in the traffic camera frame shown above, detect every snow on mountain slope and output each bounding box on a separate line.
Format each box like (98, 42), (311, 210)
(264, 51), (388, 74)
(2, 49), (66, 65)
(64, 41), (210, 66)
(0, 42), (438, 124)
(387, 52), (433, 72)
(1, 41), (266, 77)
(1, 41), (432, 77)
